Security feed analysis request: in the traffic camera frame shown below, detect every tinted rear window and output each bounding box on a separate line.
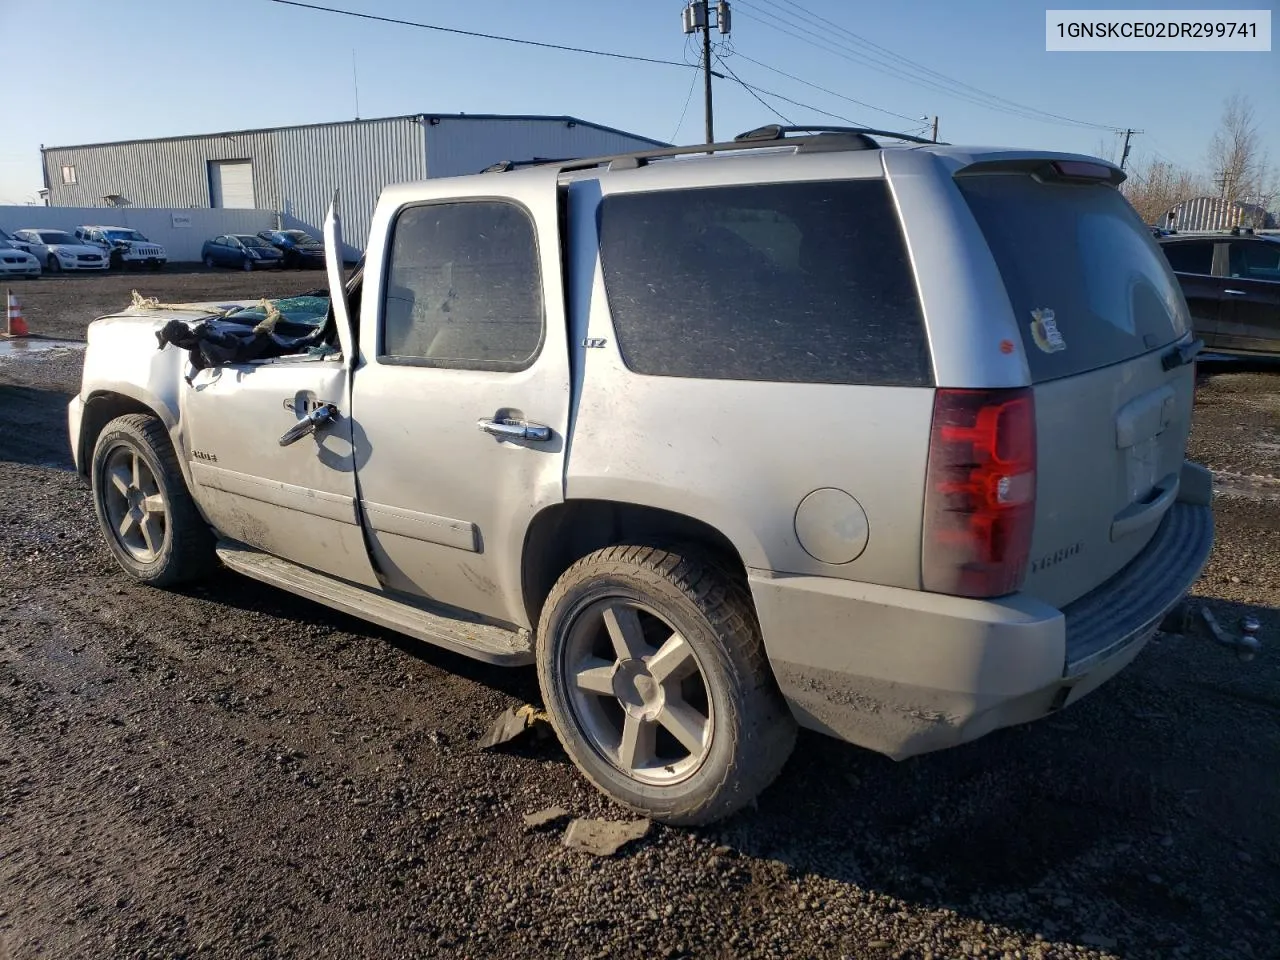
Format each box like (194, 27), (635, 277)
(958, 175), (1188, 382)
(597, 180), (930, 386)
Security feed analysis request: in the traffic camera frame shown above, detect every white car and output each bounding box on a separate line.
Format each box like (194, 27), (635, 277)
(0, 237), (40, 278)
(13, 229), (109, 273)
(76, 225), (167, 270)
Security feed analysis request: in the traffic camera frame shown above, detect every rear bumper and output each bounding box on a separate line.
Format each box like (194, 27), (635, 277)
(752, 490), (1214, 760)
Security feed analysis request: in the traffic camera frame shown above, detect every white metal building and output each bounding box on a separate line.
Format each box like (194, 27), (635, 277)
(1161, 196), (1277, 232)
(41, 114), (666, 253)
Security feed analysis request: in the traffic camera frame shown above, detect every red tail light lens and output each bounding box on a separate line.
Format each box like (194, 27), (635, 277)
(922, 388), (1036, 598)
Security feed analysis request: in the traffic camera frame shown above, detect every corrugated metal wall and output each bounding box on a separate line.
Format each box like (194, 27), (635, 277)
(41, 115), (662, 253)
(45, 133), (280, 211)
(0, 206), (277, 262)
(1164, 196), (1277, 231)
(274, 117), (426, 254)
(422, 117), (661, 178)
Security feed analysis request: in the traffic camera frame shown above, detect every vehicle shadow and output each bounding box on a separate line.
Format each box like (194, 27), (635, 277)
(702, 596), (1280, 951)
(0, 384), (75, 469)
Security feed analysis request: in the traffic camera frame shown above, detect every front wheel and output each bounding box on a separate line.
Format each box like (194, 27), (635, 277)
(536, 544), (796, 825)
(203, 254), (215, 269)
(90, 414), (216, 586)
(46, 255), (60, 273)
(242, 258), (254, 272)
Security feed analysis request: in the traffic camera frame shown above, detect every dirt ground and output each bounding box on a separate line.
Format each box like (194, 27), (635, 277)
(1, 273), (1277, 959)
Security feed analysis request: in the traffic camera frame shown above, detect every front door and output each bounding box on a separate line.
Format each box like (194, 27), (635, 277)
(181, 200), (377, 588)
(1220, 239), (1280, 354)
(351, 192), (570, 628)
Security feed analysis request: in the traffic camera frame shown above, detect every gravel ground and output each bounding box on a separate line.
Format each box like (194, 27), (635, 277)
(1, 275), (1277, 959)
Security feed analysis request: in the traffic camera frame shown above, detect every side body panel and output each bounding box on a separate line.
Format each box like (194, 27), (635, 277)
(562, 153), (934, 590)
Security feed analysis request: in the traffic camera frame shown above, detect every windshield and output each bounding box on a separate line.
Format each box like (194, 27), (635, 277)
(105, 229), (147, 242)
(283, 230), (320, 245)
(38, 231), (75, 244)
(957, 175), (1188, 382)
(237, 235), (273, 248)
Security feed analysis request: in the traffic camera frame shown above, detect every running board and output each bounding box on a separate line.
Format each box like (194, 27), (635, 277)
(215, 542), (533, 666)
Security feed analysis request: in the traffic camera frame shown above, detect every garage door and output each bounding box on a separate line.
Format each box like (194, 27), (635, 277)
(209, 160), (256, 208)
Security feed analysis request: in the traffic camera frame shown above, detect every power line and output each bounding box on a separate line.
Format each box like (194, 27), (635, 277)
(670, 57), (702, 141)
(730, 50), (920, 125)
(738, 0), (1121, 131)
(730, 75), (864, 126)
(716, 56), (794, 125)
(268, 0), (692, 68)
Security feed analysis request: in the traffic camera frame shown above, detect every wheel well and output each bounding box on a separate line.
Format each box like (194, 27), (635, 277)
(521, 500), (749, 627)
(78, 393), (158, 476)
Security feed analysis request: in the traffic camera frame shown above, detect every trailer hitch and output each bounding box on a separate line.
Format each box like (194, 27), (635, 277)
(1165, 603), (1263, 661)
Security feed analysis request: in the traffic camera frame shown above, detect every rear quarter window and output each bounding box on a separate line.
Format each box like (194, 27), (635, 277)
(597, 179), (931, 387)
(957, 174), (1188, 382)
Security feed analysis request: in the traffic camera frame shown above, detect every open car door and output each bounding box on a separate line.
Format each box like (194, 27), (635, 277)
(179, 194), (379, 587)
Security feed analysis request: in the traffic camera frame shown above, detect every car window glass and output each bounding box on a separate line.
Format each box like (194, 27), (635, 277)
(381, 200), (543, 370)
(1161, 241), (1213, 275)
(1234, 241), (1280, 281)
(597, 180), (930, 386)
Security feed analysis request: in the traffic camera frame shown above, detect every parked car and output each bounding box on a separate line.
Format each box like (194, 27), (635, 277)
(257, 229), (325, 269)
(75, 225), (167, 270)
(1159, 230), (1280, 357)
(0, 237), (41, 278)
(201, 234), (285, 271)
(13, 228), (108, 272)
(0, 226), (32, 254)
(69, 126), (1214, 825)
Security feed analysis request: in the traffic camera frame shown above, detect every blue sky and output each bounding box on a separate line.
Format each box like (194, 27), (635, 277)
(0, 0), (1275, 204)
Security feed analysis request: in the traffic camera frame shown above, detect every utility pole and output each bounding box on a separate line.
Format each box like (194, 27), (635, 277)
(931, 116), (939, 143)
(683, 1), (731, 144)
(1119, 128), (1142, 171)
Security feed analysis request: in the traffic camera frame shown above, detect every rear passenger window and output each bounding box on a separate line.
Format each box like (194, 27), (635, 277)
(381, 200), (543, 371)
(597, 180), (931, 386)
(1161, 241), (1213, 275)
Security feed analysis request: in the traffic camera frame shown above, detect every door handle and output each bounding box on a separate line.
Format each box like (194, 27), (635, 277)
(279, 403), (337, 446)
(1224, 289), (1247, 296)
(477, 418), (551, 442)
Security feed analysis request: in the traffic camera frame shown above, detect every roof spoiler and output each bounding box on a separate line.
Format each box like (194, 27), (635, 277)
(953, 156), (1126, 187)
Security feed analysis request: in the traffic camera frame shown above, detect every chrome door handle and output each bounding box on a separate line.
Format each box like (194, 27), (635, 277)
(280, 403), (337, 446)
(1224, 289), (1247, 295)
(478, 418), (551, 442)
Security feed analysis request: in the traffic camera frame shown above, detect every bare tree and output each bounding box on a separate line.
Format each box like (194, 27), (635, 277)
(1121, 157), (1205, 225)
(1208, 93), (1276, 224)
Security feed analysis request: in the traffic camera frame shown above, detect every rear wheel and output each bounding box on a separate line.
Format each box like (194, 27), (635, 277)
(91, 414), (216, 587)
(242, 257), (254, 272)
(536, 544), (796, 825)
(203, 254), (215, 269)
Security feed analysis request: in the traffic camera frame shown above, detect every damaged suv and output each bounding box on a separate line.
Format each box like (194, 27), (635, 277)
(69, 126), (1214, 825)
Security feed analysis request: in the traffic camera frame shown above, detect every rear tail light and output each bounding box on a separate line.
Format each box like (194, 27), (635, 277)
(922, 388), (1036, 598)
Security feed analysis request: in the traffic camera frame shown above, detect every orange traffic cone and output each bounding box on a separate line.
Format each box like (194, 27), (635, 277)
(4, 288), (29, 337)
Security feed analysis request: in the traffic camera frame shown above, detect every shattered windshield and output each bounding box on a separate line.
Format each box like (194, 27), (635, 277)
(283, 231), (320, 246)
(224, 295), (330, 328)
(105, 229), (147, 242)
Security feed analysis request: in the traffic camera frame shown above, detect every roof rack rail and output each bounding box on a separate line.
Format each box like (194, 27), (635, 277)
(480, 157), (576, 173)
(734, 124), (942, 146)
(480, 123), (943, 175)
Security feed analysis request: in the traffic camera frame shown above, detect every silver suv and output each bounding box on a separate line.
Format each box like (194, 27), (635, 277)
(69, 126), (1214, 825)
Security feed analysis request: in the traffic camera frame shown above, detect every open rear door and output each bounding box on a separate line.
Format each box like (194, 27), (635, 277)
(323, 192), (356, 364)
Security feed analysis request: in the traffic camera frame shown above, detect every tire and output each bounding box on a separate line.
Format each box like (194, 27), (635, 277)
(110, 251), (124, 271)
(203, 254), (215, 269)
(46, 255), (60, 273)
(90, 414), (216, 587)
(536, 544), (796, 825)
(242, 257), (254, 272)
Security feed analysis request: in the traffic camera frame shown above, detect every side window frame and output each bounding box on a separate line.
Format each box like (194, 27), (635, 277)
(1211, 242), (1231, 278)
(375, 196), (546, 374)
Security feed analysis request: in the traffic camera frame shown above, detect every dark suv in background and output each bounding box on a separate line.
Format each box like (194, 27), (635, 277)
(1159, 230), (1280, 357)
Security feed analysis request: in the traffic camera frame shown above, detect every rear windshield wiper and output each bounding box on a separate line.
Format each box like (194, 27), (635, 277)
(1162, 337), (1204, 371)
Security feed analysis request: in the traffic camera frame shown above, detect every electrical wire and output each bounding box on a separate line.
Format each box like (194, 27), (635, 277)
(716, 56), (794, 125)
(731, 50), (922, 125)
(670, 48), (702, 141)
(268, 0), (693, 68)
(738, 0), (1122, 131)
